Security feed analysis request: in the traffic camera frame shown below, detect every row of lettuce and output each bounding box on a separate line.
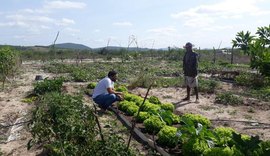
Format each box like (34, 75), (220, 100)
(114, 86), (270, 156)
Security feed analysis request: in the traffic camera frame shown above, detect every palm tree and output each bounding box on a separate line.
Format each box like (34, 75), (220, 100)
(232, 31), (254, 55)
(256, 25), (270, 47)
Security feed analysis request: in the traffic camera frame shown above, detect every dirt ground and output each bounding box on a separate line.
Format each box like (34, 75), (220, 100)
(0, 62), (270, 155)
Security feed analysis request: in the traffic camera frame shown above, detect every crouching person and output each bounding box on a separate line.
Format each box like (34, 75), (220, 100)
(92, 70), (123, 110)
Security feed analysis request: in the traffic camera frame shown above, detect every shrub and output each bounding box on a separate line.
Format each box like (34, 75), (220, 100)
(235, 72), (253, 86)
(215, 92), (243, 106)
(143, 116), (166, 134)
(34, 78), (64, 95)
(199, 79), (219, 93)
(71, 69), (91, 82)
(157, 126), (179, 147)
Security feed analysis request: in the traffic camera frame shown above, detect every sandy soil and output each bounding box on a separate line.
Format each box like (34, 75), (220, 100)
(0, 61), (269, 156)
(0, 63), (53, 156)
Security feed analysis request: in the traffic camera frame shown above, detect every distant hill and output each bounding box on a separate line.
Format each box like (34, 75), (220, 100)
(52, 43), (91, 50)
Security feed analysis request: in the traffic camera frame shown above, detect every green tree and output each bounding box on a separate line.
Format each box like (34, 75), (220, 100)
(232, 30), (254, 55)
(232, 25), (270, 76)
(0, 46), (20, 88)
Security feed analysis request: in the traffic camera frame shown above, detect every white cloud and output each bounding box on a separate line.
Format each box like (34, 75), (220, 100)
(147, 27), (177, 36)
(6, 14), (54, 24)
(64, 27), (80, 33)
(93, 29), (100, 33)
(44, 1), (87, 9)
(171, 0), (270, 28)
(113, 22), (133, 26)
(57, 18), (75, 26)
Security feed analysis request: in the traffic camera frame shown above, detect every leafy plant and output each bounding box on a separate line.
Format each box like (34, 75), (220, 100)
(135, 111), (150, 123)
(203, 146), (238, 156)
(0, 46), (20, 88)
(29, 92), (97, 155)
(232, 25), (270, 76)
(34, 77), (64, 95)
(71, 69), (91, 82)
(215, 92), (243, 106)
(148, 96), (161, 104)
(199, 78), (219, 93)
(115, 85), (128, 92)
(181, 113), (211, 128)
(157, 126), (180, 147)
(87, 82), (97, 89)
(160, 103), (175, 112)
(179, 117), (216, 156)
(126, 104), (139, 116)
(143, 116), (166, 134)
(213, 127), (236, 146)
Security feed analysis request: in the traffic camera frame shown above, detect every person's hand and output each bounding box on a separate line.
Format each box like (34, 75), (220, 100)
(116, 93), (124, 101)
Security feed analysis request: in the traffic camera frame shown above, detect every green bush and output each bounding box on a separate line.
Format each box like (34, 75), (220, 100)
(71, 69), (91, 82)
(143, 116), (166, 134)
(235, 72), (253, 86)
(215, 92), (243, 106)
(157, 126), (179, 147)
(34, 78), (64, 95)
(199, 78), (219, 93)
(29, 92), (97, 155)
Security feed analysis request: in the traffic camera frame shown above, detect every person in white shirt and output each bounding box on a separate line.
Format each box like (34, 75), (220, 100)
(92, 71), (123, 110)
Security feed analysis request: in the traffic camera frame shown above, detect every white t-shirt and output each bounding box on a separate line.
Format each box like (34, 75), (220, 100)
(92, 77), (114, 98)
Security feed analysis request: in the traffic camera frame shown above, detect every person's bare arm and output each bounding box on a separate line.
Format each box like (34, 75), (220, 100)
(107, 88), (123, 95)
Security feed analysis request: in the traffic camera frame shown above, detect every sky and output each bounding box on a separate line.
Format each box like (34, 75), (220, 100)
(0, 0), (269, 49)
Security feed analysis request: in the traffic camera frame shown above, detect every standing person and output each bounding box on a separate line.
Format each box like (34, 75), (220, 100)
(182, 42), (199, 103)
(92, 70), (123, 110)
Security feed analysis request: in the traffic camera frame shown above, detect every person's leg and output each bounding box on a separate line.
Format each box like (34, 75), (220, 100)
(183, 86), (190, 100)
(93, 94), (117, 109)
(103, 94), (117, 109)
(194, 87), (199, 100)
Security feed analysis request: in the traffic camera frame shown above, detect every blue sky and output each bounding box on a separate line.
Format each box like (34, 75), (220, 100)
(0, 0), (269, 49)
